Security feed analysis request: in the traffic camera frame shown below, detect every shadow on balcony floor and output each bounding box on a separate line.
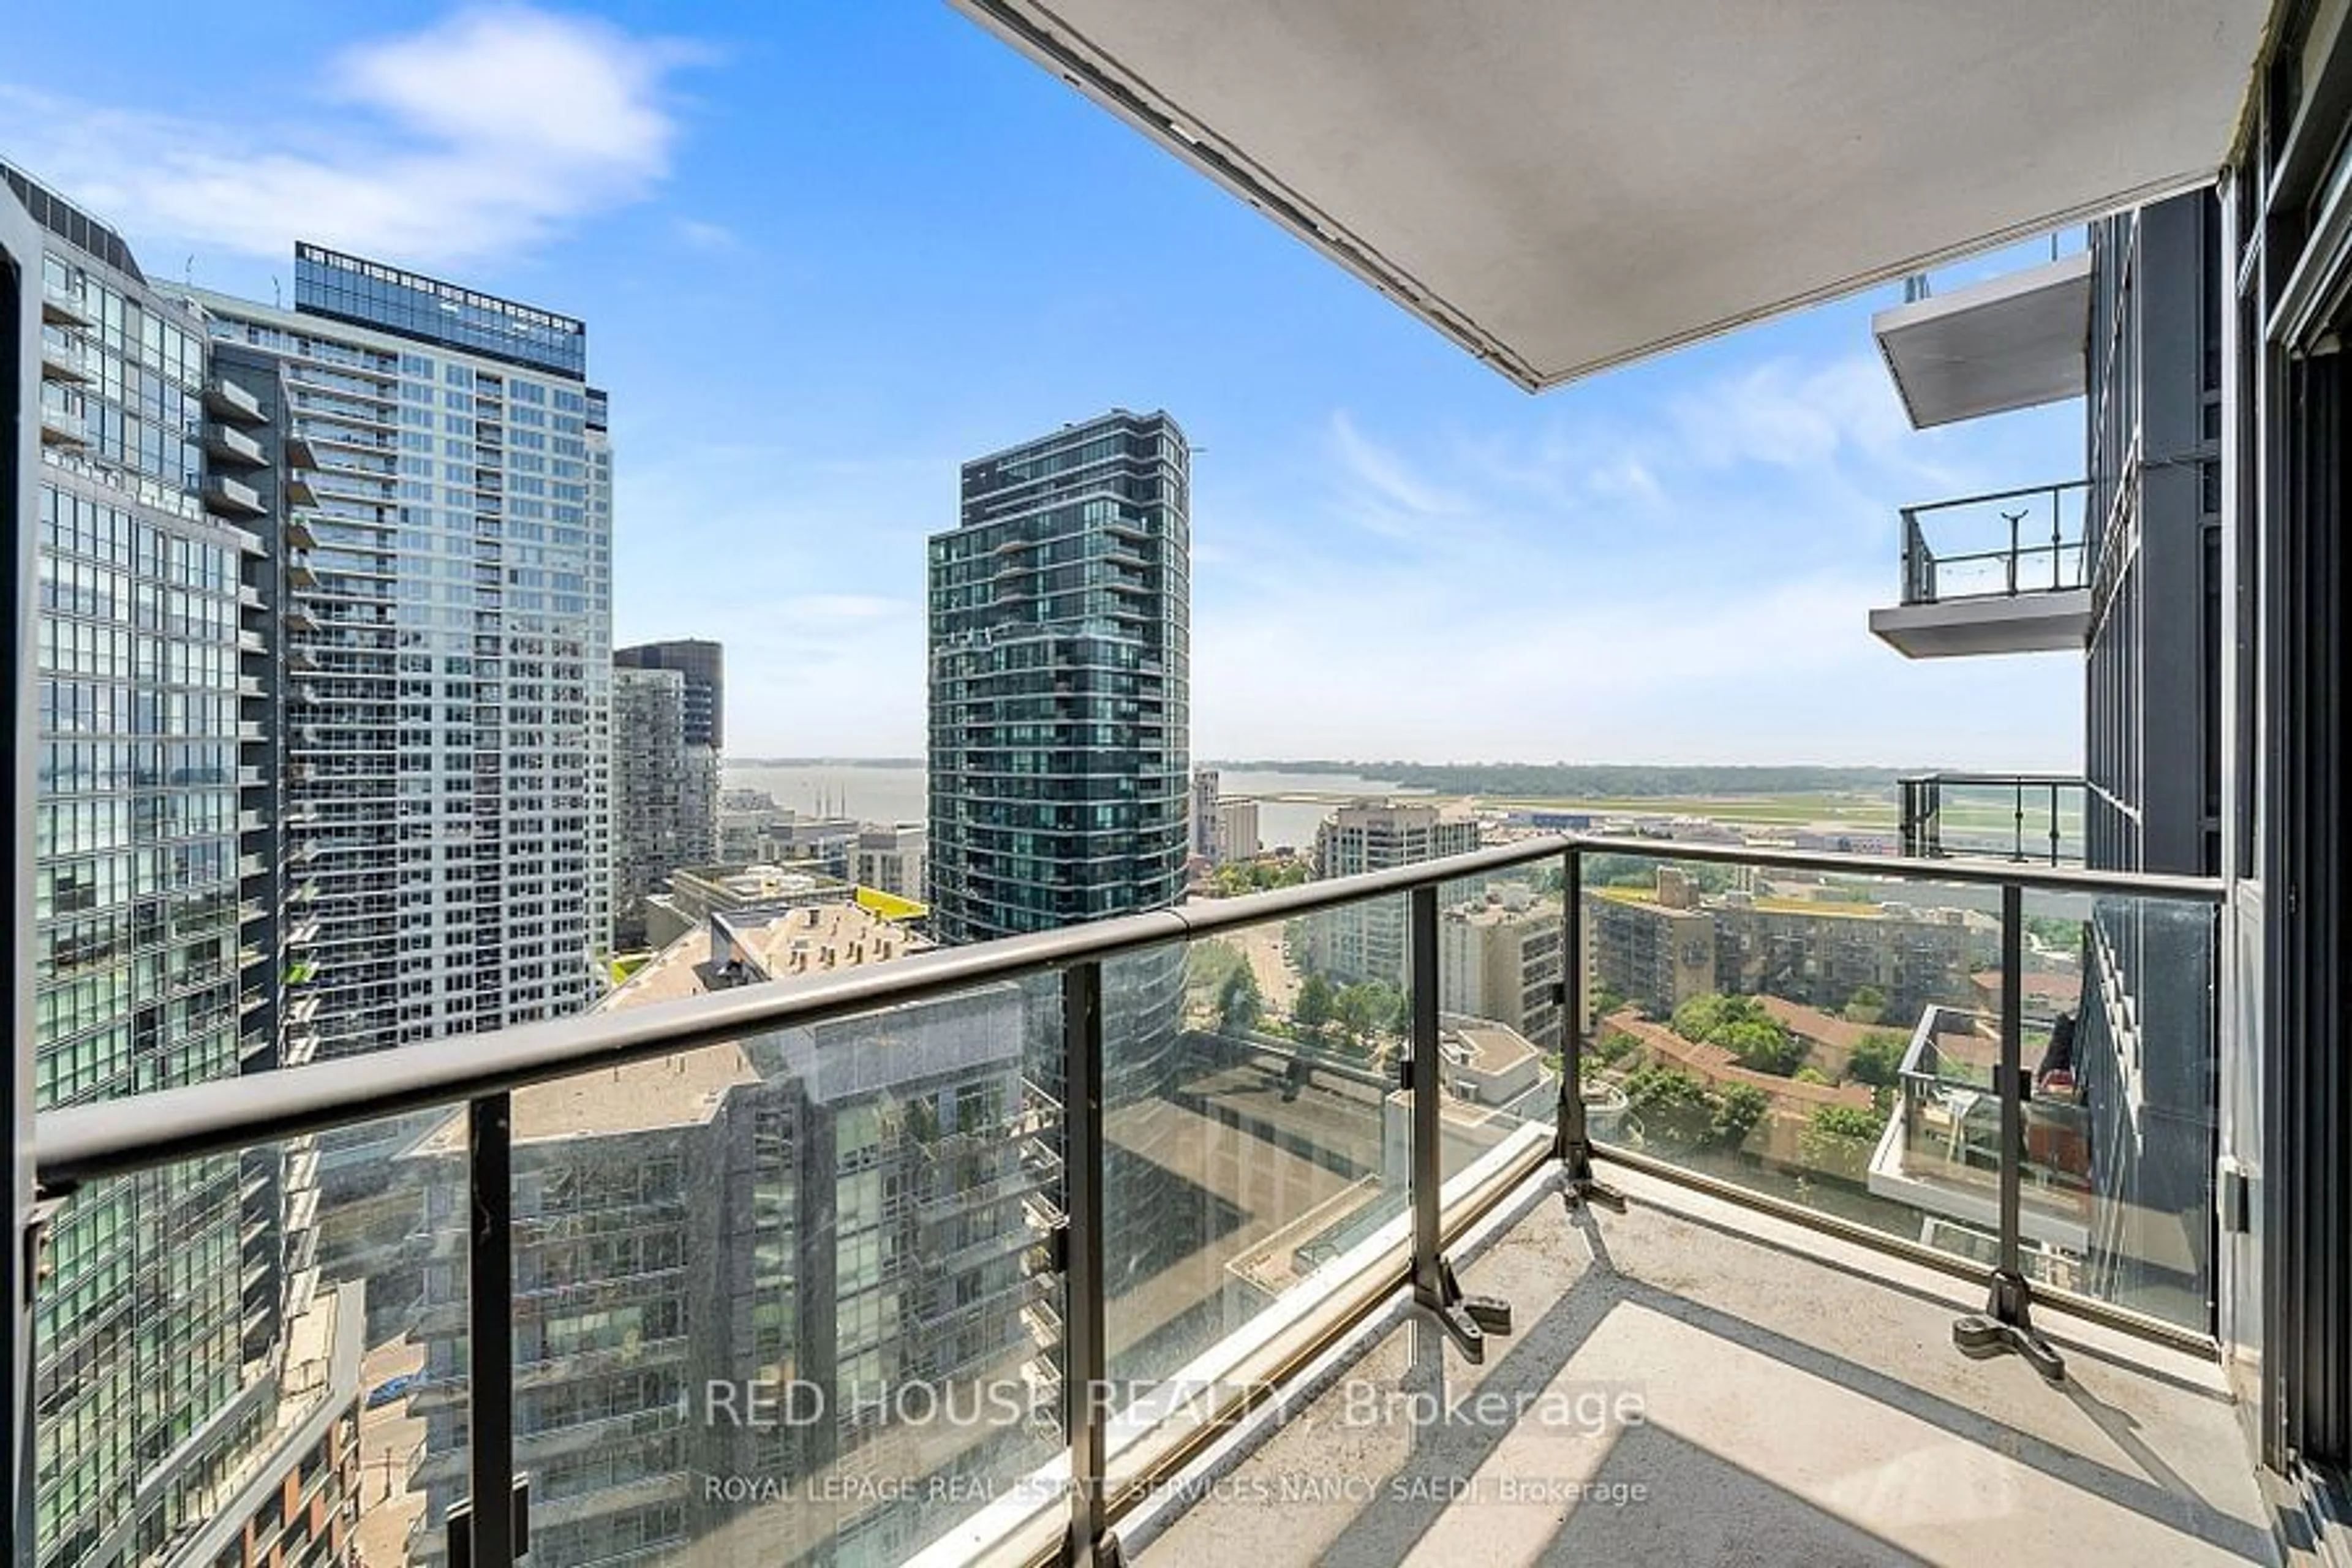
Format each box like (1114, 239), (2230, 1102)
(1128, 1164), (2275, 1567)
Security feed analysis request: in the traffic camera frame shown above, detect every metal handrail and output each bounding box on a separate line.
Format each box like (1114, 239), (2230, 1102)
(1899, 479), (2090, 605)
(32, 834), (2218, 1188)
(23, 831), (2231, 1568)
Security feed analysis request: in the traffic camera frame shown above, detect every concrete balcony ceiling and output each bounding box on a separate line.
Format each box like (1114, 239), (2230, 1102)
(955, 1), (2263, 388)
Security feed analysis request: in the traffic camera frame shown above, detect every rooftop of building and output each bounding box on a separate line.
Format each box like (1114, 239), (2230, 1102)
(1444, 1020), (1541, 1078)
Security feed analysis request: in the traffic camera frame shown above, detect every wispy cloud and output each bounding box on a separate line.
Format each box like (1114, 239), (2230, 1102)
(0, 6), (707, 268)
(1329, 410), (1468, 522)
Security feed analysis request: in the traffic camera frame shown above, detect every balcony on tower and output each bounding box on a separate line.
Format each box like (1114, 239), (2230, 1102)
(1869, 481), (2092, 657)
(1873, 251), (2091, 429)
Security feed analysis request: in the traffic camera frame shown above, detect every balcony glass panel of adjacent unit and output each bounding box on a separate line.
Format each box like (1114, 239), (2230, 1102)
(30, 1112), (462, 1568)
(484, 974), (1067, 1568)
(2016, 886), (2217, 1330)
(1098, 896), (1414, 1488)
(1582, 854), (2010, 1265)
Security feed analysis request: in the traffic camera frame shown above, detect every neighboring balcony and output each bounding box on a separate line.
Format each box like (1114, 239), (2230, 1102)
(1866, 1002), (2091, 1255)
(1901, 772), (2087, 865)
(27, 837), (2240, 1568)
(1869, 480), (2093, 658)
(203, 475), (267, 519)
(204, 377), (268, 426)
(38, 332), (94, 384)
(1874, 251), (2091, 428)
(204, 421), (268, 468)
(37, 404), (88, 448)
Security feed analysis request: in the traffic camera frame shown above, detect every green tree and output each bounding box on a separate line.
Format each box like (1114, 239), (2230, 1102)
(1709, 1084), (1771, 1146)
(1846, 1030), (1907, 1088)
(1801, 1102), (1889, 1178)
(1216, 963), (1264, 1036)
(1295, 972), (1336, 1033)
(1844, 984), (1888, 1025)
(1334, 982), (1382, 1044)
(1809, 1104), (1885, 1141)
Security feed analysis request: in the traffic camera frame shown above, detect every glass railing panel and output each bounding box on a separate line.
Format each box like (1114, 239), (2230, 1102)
(1905, 777), (2087, 865)
(1096, 895), (1415, 1487)
(1434, 870), (1566, 1193)
(1904, 481), (2090, 603)
(2018, 886), (2217, 1330)
(457, 973), (1068, 1568)
(31, 1110), (464, 1568)
(1581, 855), (2015, 1264)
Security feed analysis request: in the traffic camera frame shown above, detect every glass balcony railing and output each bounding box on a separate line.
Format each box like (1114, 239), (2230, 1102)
(26, 836), (2222, 1568)
(1899, 480), (2090, 605)
(1899, 772), (2087, 865)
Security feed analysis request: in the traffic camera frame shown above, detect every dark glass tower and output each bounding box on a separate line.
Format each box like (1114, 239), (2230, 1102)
(926, 409), (1191, 944)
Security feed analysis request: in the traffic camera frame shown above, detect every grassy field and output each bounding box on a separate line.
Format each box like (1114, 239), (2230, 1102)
(1478, 792), (1902, 827)
(1469, 788), (2086, 848)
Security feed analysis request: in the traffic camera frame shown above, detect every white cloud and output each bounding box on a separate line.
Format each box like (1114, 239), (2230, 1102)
(0, 6), (703, 268)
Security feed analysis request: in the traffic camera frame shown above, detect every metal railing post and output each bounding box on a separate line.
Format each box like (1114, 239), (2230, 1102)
(1555, 847), (1624, 1216)
(1061, 960), (1113, 1567)
(453, 1093), (522, 1568)
(2051, 486), (2065, 590)
(1410, 887), (1442, 1305)
(1407, 886), (1512, 1362)
(2013, 781), (2027, 862)
(1953, 883), (2065, 1380)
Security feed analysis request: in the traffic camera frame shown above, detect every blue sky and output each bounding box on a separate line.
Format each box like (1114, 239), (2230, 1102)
(4, 3), (2087, 767)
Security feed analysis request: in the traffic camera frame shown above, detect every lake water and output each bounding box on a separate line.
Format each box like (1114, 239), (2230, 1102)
(720, 763), (1426, 852)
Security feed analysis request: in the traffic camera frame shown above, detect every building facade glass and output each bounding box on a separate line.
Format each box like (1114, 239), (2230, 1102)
(926, 409), (1191, 945)
(10, 164), (358, 1568)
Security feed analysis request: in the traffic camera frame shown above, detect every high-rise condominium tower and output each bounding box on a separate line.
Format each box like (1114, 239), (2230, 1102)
(7, 165), (361, 1568)
(194, 245), (614, 1058)
(927, 409), (1191, 944)
(612, 639), (722, 946)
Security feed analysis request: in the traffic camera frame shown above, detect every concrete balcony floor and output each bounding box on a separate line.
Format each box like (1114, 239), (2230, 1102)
(1128, 1164), (2273, 1567)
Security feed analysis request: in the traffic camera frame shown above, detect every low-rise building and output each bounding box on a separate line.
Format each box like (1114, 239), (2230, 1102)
(853, 823), (927, 902)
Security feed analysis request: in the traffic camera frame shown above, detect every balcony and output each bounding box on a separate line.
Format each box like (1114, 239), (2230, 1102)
(204, 423), (268, 468)
(1869, 482), (2092, 658)
(1901, 773), (2087, 865)
(203, 476), (267, 519)
(205, 377), (268, 426)
(38, 334), (94, 383)
(39, 276), (94, 328)
(1874, 251), (2092, 428)
(37, 404), (88, 448)
(27, 837), (2239, 1568)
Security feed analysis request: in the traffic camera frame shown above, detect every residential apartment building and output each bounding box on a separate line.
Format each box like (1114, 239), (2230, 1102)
(1303, 802), (1481, 985)
(853, 822), (926, 903)
(1585, 890), (1717, 1017)
(615, 638), (720, 889)
(1209, 797), (1259, 865)
(1190, 765), (1219, 858)
(6, 165), (360, 1568)
(191, 244), (614, 1060)
(1438, 886), (1568, 1054)
(611, 663), (717, 950)
(926, 409), (1191, 944)
(405, 902), (1043, 1568)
